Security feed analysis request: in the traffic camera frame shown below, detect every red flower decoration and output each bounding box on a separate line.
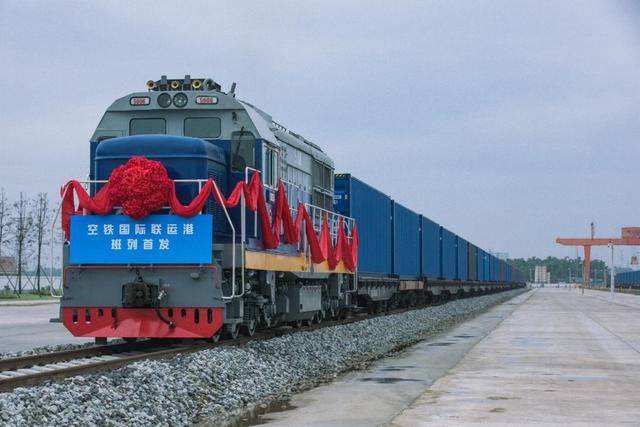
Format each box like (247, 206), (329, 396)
(108, 157), (172, 219)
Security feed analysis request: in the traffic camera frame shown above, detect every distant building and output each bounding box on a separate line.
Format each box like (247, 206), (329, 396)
(0, 256), (16, 274)
(534, 265), (549, 284)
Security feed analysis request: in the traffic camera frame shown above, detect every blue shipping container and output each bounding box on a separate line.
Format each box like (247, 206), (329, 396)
(457, 236), (468, 280)
(616, 270), (640, 285)
(467, 242), (477, 281)
(484, 252), (491, 281)
(440, 227), (456, 279)
(334, 174), (392, 277)
(420, 215), (440, 279)
(392, 202), (421, 278)
(487, 254), (496, 282)
(491, 256), (498, 281)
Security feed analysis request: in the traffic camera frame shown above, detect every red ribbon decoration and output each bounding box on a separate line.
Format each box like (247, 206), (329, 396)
(60, 165), (358, 271)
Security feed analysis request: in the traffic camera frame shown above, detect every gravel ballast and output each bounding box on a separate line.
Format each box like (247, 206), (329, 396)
(0, 289), (527, 426)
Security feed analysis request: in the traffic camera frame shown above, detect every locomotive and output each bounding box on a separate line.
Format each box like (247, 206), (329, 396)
(59, 75), (524, 343)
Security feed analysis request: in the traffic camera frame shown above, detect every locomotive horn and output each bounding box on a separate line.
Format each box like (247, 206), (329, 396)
(146, 80), (157, 90)
(170, 80), (180, 90)
(191, 79), (202, 90)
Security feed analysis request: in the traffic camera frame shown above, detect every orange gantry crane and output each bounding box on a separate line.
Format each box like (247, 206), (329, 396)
(556, 227), (640, 288)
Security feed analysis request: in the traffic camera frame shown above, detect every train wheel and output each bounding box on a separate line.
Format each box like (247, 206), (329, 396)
(316, 310), (324, 324)
(262, 316), (272, 328)
(304, 316), (314, 327)
(291, 319), (302, 328)
(210, 330), (222, 343)
(243, 320), (257, 337)
(226, 324), (240, 340)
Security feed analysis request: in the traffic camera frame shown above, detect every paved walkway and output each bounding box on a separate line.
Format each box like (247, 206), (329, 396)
(390, 288), (640, 426)
(0, 302), (91, 353)
(258, 291), (531, 427)
(582, 287), (640, 310)
(0, 298), (59, 307)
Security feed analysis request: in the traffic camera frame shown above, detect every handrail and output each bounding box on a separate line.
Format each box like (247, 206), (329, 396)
(245, 167), (259, 239)
(207, 179), (240, 300)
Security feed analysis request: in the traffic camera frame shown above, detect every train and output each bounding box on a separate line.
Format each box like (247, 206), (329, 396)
(58, 75), (525, 343)
(615, 271), (640, 289)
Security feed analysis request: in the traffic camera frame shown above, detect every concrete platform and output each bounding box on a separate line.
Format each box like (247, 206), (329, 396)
(391, 288), (640, 426)
(260, 289), (640, 426)
(258, 291), (532, 426)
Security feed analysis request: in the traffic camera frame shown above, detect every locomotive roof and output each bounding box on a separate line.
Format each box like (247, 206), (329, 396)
(98, 81), (333, 167)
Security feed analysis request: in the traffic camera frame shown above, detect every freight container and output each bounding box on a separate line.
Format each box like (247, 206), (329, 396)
(420, 215), (440, 279)
(440, 227), (456, 279)
(506, 264), (513, 281)
(483, 249), (489, 282)
(616, 271), (640, 286)
(457, 236), (468, 280)
(334, 174), (392, 277)
(491, 256), (498, 281)
(392, 202), (421, 278)
(476, 248), (484, 282)
(467, 243), (477, 281)
(482, 250), (490, 281)
(491, 256), (496, 281)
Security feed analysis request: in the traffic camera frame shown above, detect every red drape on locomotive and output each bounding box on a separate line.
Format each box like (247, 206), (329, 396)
(60, 170), (358, 271)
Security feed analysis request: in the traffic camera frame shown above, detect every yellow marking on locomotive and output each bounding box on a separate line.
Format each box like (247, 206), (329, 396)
(313, 261), (353, 274)
(245, 251), (309, 272)
(244, 251), (355, 274)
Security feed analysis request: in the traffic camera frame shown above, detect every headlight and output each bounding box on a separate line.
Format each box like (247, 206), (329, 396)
(158, 93), (172, 108)
(173, 93), (188, 108)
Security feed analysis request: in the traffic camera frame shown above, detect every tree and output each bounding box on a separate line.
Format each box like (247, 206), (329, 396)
(12, 192), (33, 294)
(0, 188), (8, 257)
(32, 193), (50, 293)
(507, 256), (609, 284)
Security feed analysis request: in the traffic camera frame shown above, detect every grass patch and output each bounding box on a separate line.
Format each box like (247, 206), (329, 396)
(0, 293), (57, 301)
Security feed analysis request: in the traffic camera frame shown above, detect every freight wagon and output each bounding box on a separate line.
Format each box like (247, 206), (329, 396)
(334, 174), (523, 310)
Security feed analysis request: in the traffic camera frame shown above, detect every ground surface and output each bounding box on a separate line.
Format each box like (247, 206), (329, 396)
(242, 291), (530, 426)
(0, 300), (90, 353)
(259, 288), (640, 427)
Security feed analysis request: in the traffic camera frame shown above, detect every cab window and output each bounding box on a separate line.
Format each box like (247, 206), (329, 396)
(184, 117), (221, 138)
(230, 130), (256, 172)
(129, 118), (166, 135)
(264, 145), (278, 187)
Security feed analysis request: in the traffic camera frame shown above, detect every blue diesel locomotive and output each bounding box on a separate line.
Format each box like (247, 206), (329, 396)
(59, 75), (524, 342)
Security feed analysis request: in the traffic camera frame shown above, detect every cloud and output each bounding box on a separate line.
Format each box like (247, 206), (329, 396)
(0, 0), (638, 261)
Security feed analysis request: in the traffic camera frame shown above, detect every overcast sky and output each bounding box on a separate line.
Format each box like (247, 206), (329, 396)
(1, 0), (638, 263)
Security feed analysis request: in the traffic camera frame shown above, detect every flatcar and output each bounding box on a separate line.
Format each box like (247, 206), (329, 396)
(59, 75), (524, 342)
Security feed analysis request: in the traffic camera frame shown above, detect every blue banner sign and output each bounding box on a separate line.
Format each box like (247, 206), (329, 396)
(69, 214), (213, 264)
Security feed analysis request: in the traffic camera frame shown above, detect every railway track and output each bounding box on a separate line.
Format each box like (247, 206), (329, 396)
(0, 291), (505, 393)
(0, 340), (214, 392)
